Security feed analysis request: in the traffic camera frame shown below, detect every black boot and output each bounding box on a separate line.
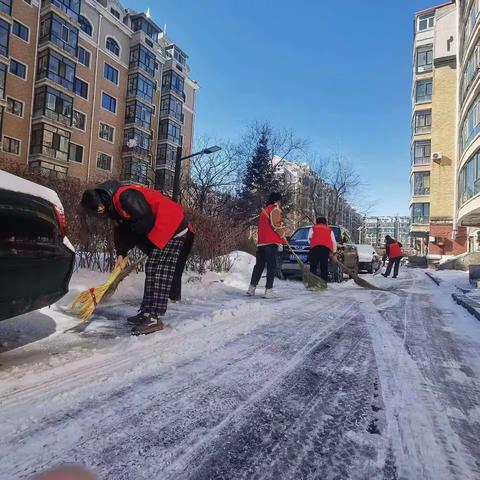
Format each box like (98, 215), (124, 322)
(381, 273), (388, 278)
(127, 311), (150, 325)
(131, 316), (165, 335)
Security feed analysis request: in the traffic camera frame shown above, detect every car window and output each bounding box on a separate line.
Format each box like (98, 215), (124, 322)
(330, 226), (341, 243)
(290, 227), (311, 242)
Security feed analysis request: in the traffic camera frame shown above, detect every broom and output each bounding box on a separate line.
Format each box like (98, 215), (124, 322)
(284, 241), (327, 291)
(335, 258), (385, 291)
(71, 255), (147, 321)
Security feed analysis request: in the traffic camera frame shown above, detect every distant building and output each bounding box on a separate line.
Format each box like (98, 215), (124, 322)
(272, 156), (363, 241)
(363, 216), (411, 247)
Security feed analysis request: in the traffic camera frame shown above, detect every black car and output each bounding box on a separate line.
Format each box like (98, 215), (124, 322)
(0, 171), (75, 321)
(281, 225), (359, 282)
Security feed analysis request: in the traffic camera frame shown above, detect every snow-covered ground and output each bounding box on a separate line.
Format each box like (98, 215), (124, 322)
(1, 257), (480, 479)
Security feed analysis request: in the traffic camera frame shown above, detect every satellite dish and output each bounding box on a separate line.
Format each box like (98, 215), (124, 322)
(127, 138), (138, 148)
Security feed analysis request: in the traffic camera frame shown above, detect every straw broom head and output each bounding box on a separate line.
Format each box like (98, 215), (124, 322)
(71, 258), (129, 321)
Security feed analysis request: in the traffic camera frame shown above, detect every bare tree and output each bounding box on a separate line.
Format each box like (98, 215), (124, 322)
(324, 155), (362, 225)
(182, 138), (238, 216)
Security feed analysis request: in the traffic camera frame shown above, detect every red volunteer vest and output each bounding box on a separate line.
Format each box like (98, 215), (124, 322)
(258, 204), (285, 245)
(388, 241), (403, 259)
(310, 224), (334, 251)
(113, 185), (184, 249)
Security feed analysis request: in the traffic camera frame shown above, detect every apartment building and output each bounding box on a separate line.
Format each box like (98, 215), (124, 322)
(410, 1), (467, 259)
(456, 0), (480, 252)
(272, 156), (363, 240)
(363, 216), (411, 247)
(0, 0), (198, 195)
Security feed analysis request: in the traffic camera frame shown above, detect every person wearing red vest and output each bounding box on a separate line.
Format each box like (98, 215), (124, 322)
(382, 235), (403, 279)
(247, 192), (287, 299)
(81, 181), (192, 334)
(308, 217), (337, 282)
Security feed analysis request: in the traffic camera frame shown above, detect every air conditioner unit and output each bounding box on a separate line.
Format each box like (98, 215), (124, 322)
(432, 152), (443, 163)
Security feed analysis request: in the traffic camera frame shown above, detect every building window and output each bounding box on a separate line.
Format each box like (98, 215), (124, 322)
(410, 203), (430, 225)
(160, 95), (183, 121)
(131, 17), (160, 42)
(0, 63), (7, 100)
(12, 21), (29, 42)
(167, 46), (187, 66)
(125, 100), (153, 128)
(416, 45), (433, 73)
(411, 172), (430, 196)
(110, 8), (120, 19)
(458, 150), (480, 205)
(159, 119), (182, 145)
(121, 158), (150, 185)
(155, 169), (174, 192)
(106, 37), (120, 56)
(461, 93), (480, 151)
(123, 127), (151, 155)
(415, 79), (432, 103)
(79, 15), (92, 36)
(37, 49), (76, 90)
(412, 140), (431, 165)
(129, 45), (156, 77)
(34, 86), (73, 127)
(39, 13), (78, 56)
(461, 41), (480, 100)
(3, 136), (20, 155)
(72, 109), (85, 130)
(0, 0), (11, 16)
(6, 97), (23, 117)
(97, 152), (112, 171)
(414, 110), (431, 134)
(104, 63), (119, 85)
(156, 143), (176, 168)
(127, 73), (154, 103)
(69, 143), (83, 163)
(77, 46), (90, 67)
(0, 19), (9, 57)
(101, 92), (117, 113)
(42, 0), (80, 21)
(465, 1), (480, 49)
(99, 122), (114, 142)
(162, 70), (185, 98)
(10, 60), (26, 79)
(417, 12), (434, 32)
(73, 77), (88, 99)
(30, 122), (71, 161)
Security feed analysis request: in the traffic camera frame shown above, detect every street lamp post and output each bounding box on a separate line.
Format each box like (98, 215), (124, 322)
(171, 145), (222, 202)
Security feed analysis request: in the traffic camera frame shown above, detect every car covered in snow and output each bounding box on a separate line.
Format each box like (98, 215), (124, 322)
(356, 244), (382, 273)
(0, 170), (75, 321)
(281, 225), (359, 282)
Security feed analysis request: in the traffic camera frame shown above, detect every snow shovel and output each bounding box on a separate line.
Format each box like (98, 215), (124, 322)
(284, 241), (327, 290)
(335, 258), (385, 291)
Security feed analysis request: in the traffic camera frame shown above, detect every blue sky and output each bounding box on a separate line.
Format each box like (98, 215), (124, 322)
(126, 0), (438, 215)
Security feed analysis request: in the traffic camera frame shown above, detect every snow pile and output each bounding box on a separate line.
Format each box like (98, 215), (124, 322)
(221, 250), (256, 289)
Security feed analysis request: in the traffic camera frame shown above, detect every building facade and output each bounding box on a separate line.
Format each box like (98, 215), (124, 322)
(456, 0), (480, 252)
(272, 156), (363, 241)
(410, 1), (468, 260)
(363, 216), (411, 247)
(0, 0), (198, 195)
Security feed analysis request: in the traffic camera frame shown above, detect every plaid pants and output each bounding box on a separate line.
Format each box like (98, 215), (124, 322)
(141, 236), (185, 317)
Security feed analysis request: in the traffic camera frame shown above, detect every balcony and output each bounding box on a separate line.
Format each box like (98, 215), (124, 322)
(411, 216), (429, 225)
(413, 186), (430, 196)
(41, 0), (80, 22)
(122, 144), (151, 160)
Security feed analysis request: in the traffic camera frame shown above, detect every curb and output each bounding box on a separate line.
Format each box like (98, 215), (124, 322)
(452, 293), (480, 322)
(425, 271), (441, 286)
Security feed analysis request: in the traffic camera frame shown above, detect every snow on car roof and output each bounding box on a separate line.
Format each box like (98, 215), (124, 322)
(0, 170), (64, 212)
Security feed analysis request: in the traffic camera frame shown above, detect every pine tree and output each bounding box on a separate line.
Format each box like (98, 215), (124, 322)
(240, 128), (281, 215)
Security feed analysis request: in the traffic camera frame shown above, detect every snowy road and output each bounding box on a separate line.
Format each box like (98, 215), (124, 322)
(1, 263), (480, 479)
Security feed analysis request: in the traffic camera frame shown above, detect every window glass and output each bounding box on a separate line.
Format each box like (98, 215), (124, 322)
(12, 21), (29, 42)
(415, 79), (432, 103)
(125, 101), (153, 128)
(72, 109), (85, 130)
(73, 77), (88, 98)
(7, 97), (23, 116)
(106, 37), (120, 56)
(417, 13), (434, 31)
(104, 63), (119, 84)
(97, 153), (112, 171)
(99, 122), (114, 142)
(79, 16), (92, 36)
(10, 60), (26, 79)
(77, 46), (90, 67)
(37, 49), (76, 90)
(102, 92), (117, 112)
(3, 136), (20, 155)
(416, 46), (433, 73)
(0, 0), (11, 16)
(127, 73), (154, 102)
(0, 19), (9, 57)
(69, 143), (83, 162)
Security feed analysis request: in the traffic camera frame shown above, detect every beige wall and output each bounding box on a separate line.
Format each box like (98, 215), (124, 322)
(430, 61), (456, 221)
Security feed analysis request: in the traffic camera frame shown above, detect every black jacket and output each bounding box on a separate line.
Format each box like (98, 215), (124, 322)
(95, 181), (187, 257)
